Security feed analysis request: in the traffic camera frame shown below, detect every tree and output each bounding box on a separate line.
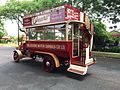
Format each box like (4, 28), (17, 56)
(0, 0), (38, 31)
(0, 0), (63, 32)
(0, 0), (119, 44)
(0, 21), (6, 38)
(67, 0), (120, 23)
(0, 0), (120, 25)
(93, 20), (114, 47)
(34, 0), (63, 8)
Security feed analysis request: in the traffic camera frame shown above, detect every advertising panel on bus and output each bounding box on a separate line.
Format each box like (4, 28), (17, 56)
(23, 4), (81, 28)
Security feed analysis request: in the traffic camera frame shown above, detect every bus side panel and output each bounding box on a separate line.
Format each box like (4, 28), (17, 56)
(25, 41), (70, 59)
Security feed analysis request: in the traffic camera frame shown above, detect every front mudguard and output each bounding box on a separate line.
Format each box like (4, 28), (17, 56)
(13, 50), (23, 60)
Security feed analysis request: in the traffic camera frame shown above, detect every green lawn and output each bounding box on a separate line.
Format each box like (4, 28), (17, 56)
(0, 43), (18, 47)
(93, 51), (120, 59)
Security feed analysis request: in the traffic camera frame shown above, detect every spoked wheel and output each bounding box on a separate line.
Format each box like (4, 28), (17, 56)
(13, 52), (20, 62)
(43, 56), (55, 72)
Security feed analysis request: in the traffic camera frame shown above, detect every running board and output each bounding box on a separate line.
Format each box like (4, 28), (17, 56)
(67, 64), (88, 75)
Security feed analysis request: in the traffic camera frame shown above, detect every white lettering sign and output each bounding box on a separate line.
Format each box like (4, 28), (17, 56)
(33, 13), (50, 25)
(27, 44), (66, 50)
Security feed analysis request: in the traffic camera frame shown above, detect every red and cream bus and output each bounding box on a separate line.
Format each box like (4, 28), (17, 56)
(13, 3), (96, 75)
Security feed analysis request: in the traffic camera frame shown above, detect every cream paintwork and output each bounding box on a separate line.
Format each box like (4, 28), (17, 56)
(35, 51), (60, 68)
(67, 64), (88, 75)
(14, 50), (23, 59)
(85, 58), (94, 65)
(85, 46), (93, 64)
(90, 35), (93, 51)
(80, 12), (84, 22)
(85, 35), (94, 64)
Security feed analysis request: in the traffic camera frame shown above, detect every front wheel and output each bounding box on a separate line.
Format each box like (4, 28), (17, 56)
(13, 52), (20, 62)
(43, 56), (55, 72)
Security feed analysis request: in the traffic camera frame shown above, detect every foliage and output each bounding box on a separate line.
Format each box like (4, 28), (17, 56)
(0, 0), (37, 24)
(0, 35), (19, 44)
(93, 20), (114, 47)
(0, 0), (119, 26)
(113, 37), (120, 46)
(0, 0), (63, 24)
(34, 0), (63, 9)
(92, 20), (120, 53)
(93, 46), (120, 53)
(0, 0), (63, 34)
(0, 0), (119, 27)
(0, 21), (6, 38)
(67, 0), (120, 23)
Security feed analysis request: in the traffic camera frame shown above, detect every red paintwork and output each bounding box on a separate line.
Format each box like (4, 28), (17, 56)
(23, 17), (32, 27)
(64, 3), (80, 21)
(22, 40), (87, 66)
(25, 40), (71, 59)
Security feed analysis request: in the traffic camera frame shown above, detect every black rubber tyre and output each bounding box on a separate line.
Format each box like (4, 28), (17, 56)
(31, 54), (36, 60)
(13, 52), (20, 62)
(43, 56), (55, 72)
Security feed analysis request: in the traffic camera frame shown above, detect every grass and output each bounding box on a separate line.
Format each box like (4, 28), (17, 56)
(93, 51), (120, 59)
(0, 43), (18, 47)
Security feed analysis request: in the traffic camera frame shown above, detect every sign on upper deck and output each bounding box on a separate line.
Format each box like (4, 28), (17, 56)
(23, 3), (82, 28)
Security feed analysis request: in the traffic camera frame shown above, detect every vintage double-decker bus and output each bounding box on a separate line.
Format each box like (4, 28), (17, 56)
(13, 3), (96, 75)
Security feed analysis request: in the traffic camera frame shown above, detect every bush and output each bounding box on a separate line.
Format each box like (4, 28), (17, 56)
(0, 39), (7, 43)
(93, 46), (120, 53)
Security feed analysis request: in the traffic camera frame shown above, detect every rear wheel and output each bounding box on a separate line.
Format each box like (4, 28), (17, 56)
(13, 52), (20, 62)
(43, 56), (55, 72)
(31, 54), (36, 60)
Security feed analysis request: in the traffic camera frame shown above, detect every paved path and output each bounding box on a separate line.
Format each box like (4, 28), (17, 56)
(0, 46), (120, 90)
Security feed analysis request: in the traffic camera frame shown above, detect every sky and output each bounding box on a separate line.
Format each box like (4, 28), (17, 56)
(0, 0), (120, 36)
(0, 0), (6, 5)
(0, 0), (31, 36)
(102, 19), (120, 32)
(0, 0), (22, 36)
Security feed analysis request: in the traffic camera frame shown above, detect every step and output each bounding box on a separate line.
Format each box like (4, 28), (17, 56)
(67, 64), (88, 75)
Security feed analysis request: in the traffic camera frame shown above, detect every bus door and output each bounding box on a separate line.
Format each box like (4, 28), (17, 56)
(68, 23), (88, 75)
(70, 23), (87, 65)
(71, 23), (81, 65)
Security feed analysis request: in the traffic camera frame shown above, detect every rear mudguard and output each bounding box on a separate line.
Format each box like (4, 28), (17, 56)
(35, 51), (60, 68)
